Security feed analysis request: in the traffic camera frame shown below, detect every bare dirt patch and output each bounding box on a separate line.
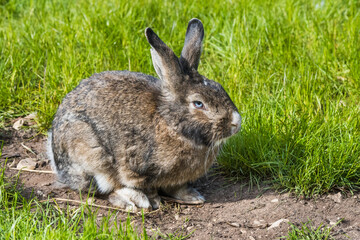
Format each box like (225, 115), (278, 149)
(1, 128), (360, 239)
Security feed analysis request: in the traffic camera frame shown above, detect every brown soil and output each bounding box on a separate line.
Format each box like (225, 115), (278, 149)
(1, 127), (359, 239)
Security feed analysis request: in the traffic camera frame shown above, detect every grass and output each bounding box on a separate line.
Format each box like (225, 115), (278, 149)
(216, 0), (360, 195)
(0, 0), (359, 209)
(282, 220), (341, 240)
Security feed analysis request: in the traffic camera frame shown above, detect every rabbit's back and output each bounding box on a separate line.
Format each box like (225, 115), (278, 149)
(53, 70), (161, 129)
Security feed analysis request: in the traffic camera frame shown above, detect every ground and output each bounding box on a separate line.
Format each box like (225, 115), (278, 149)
(1, 127), (359, 239)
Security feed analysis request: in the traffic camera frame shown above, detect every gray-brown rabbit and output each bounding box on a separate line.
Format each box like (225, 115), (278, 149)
(47, 18), (241, 211)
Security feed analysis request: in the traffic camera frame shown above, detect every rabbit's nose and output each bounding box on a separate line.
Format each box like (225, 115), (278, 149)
(231, 111), (241, 135)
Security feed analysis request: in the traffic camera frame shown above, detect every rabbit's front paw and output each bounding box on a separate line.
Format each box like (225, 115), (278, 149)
(109, 188), (151, 212)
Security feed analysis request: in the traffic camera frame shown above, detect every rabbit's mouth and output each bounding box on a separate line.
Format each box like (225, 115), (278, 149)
(230, 111), (242, 135)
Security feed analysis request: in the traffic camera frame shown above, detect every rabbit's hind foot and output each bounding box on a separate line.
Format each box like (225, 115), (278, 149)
(160, 184), (205, 205)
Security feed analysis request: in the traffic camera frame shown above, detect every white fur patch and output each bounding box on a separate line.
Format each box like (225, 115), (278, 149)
(46, 131), (57, 174)
(94, 173), (114, 194)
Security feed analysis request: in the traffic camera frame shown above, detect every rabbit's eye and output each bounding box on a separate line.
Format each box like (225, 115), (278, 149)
(193, 101), (205, 109)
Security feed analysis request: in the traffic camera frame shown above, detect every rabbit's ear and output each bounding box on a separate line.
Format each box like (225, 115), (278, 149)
(180, 18), (204, 71)
(145, 28), (183, 87)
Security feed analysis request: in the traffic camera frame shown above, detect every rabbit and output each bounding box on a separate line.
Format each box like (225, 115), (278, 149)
(47, 18), (241, 211)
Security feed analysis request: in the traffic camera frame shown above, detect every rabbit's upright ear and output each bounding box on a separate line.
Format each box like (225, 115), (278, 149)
(145, 28), (183, 90)
(180, 18), (204, 71)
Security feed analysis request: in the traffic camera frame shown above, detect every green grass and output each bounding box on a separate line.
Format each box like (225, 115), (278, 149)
(1, 0), (360, 195)
(282, 220), (341, 240)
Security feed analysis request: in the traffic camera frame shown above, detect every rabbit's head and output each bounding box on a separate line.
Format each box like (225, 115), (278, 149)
(145, 19), (241, 147)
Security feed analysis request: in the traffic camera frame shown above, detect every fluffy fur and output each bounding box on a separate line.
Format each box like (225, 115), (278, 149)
(48, 18), (241, 210)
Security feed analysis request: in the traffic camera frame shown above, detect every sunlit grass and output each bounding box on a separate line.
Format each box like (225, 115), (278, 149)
(282, 220), (341, 240)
